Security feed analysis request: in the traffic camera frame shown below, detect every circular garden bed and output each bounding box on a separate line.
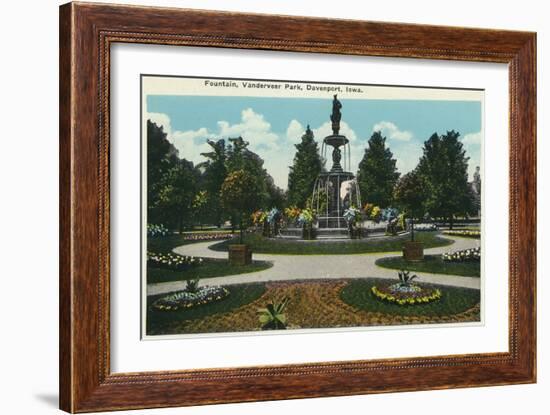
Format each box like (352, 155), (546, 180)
(371, 282), (442, 306)
(152, 285), (229, 311)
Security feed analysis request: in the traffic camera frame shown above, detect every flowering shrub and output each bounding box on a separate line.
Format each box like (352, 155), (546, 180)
(297, 208), (316, 226)
(343, 206), (362, 225)
(442, 246), (481, 262)
(267, 207), (281, 224)
(442, 229), (481, 238)
(181, 233), (235, 242)
(414, 223), (438, 232)
(147, 251), (203, 271)
(363, 203), (374, 217)
(284, 206), (302, 223)
(251, 210), (268, 225)
(370, 206), (382, 222)
(147, 223), (169, 237)
(152, 285), (229, 311)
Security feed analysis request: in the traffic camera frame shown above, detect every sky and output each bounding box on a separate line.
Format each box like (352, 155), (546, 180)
(146, 95), (482, 190)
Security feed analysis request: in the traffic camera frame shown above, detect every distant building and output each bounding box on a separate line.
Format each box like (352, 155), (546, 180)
(470, 166), (481, 218)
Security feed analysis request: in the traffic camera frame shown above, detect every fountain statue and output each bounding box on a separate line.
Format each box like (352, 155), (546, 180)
(311, 95), (362, 230)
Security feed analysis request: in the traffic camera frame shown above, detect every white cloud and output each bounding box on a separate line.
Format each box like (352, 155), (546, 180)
(286, 119), (304, 140)
(461, 131), (482, 180)
(217, 108), (280, 152)
(462, 131), (482, 145)
(146, 109), (291, 188)
(313, 121), (358, 143)
(147, 112), (172, 136)
(373, 121), (413, 141)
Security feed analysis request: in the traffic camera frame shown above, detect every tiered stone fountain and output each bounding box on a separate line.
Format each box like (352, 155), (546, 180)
(311, 95), (361, 237)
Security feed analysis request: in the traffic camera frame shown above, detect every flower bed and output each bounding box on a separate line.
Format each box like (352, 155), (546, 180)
(152, 285), (229, 311)
(414, 223), (438, 232)
(442, 229), (481, 238)
(371, 283), (442, 306)
(182, 233), (235, 242)
(442, 246), (480, 262)
(147, 251), (203, 271)
(147, 223), (169, 237)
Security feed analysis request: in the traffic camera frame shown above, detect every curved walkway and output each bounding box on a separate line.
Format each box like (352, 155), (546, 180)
(147, 236), (481, 296)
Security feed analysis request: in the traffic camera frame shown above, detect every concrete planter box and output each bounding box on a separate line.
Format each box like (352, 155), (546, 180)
(403, 241), (424, 261)
(228, 244), (252, 266)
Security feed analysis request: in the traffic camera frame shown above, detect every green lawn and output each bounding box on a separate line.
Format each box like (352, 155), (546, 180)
(146, 282), (266, 335)
(147, 234), (203, 252)
(340, 278), (480, 317)
(375, 255), (480, 277)
(209, 231), (453, 255)
(147, 259), (272, 283)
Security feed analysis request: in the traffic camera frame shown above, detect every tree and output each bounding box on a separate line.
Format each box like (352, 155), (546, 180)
(287, 125), (323, 208)
(417, 131), (474, 228)
(146, 120), (180, 224)
(199, 139), (228, 227)
(357, 131), (400, 208)
(192, 190), (208, 229)
(226, 136), (271, 207)
(393, 169), (426, 241)
(220, 169), (263, 243)
(155, 159), (200, 233)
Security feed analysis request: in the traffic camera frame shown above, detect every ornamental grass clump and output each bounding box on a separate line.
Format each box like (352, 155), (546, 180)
(258, 297), (289, 330)
(371, 269), (442, 306)
(147, 251), (203, 271)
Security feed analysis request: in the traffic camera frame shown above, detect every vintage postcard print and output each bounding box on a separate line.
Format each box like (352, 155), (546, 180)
(142, 75), (483, 338)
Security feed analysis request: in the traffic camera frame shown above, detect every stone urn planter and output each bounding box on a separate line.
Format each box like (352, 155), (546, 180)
(403, 241), (424, 261)
(228, 244), (252, 266)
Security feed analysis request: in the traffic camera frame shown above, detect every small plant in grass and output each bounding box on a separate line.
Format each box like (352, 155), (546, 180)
(185, 278), (200, 293)
(397, 269), (418, 287)
(258, 297), (289, 330)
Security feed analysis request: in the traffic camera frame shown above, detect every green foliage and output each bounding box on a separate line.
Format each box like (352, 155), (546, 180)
(375, 255), (481, 277)
(147, 283), (267, 335)
(155, 159), (200, 232)
(287, 126), (323, 208)
(199, 139), (227, 227)
(397, 269), (418, 286)
(185, 278), (200, 293)
(357, 131), (400, 208)
(258, 297), (289, 330)
(340, 279), (480, 317)
(416, 131), (475, 227)
(221, 169), (263, 242)
(393, 169), (425, 219)
(393, 169), (425, 241)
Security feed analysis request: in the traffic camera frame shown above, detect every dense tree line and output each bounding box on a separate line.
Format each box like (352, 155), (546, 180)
(147, 120), (284, 232)
(148, 117), (479, 234)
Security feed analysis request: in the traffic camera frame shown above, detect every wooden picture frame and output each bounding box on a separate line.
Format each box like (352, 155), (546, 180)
(59, 2), (536, 412)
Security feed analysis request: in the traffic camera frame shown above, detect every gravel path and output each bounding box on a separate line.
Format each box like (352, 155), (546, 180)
(147, 235), (480, 296)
